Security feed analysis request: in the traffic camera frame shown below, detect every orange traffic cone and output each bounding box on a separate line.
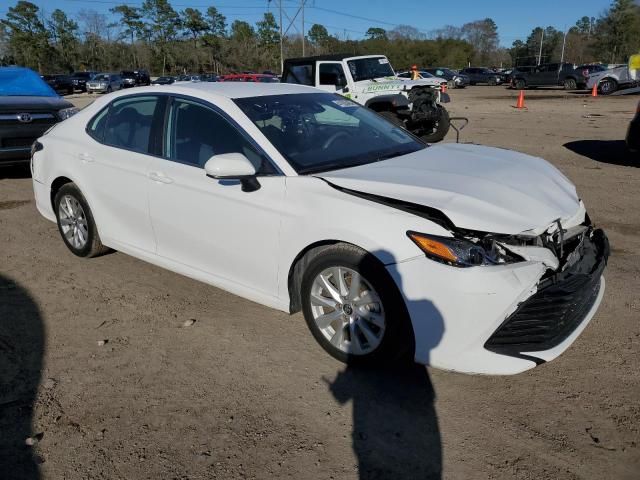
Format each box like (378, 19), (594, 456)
(591, 83), (598, 97)
(441, 82), (447, 94)
(515, 90), (525, 109)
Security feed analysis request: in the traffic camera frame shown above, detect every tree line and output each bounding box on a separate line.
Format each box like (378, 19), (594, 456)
(0, 0), (638, 76)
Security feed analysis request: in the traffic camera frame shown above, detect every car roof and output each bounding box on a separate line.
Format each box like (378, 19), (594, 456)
(111, 82), (318, 99)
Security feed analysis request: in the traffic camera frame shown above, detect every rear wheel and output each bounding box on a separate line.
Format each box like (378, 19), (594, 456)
(54, 183), (109, 258)
(300, 244), (413, 365)
(599, 78), (618, 95)
(488, 78), (497, 86)
(514, 79), (526, 90)
(564, 78), (577, 90)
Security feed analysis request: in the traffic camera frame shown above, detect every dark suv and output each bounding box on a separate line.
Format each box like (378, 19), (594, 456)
(41, 74), (74, 95)
(459, 67), (502, 86)
(120, 70), (151, 87)
(70, 71), (96, 92)
(1, 67), (77, 166)
(511, 63), (587, 90)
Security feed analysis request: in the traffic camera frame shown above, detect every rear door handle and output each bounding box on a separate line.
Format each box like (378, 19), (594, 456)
(78, 152), (94, 163)
(148, 172), (174, 184)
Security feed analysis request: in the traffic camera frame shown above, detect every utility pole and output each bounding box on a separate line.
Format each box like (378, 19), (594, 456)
(537, 29), (545, 65)
(279, 0), (283, 74)
(301, 0), (305, 57)
(560, 28), (567, 63)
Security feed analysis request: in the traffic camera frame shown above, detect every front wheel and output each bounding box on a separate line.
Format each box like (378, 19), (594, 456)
(514, 79), (526, 90)
(599, 78), (618, 95)
(417, 105), (450, 143)
(54, 183), (109, 258)
(564, 78), (577, 90)
(300, 244), (413, 365)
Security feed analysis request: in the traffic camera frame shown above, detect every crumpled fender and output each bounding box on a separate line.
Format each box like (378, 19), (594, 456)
(364, 94), (410, 109)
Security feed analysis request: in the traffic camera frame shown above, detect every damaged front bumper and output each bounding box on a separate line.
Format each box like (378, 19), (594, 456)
(386, 228), (609, 375)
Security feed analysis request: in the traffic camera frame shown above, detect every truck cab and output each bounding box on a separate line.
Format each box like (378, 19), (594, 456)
(282, 54), (451, 143)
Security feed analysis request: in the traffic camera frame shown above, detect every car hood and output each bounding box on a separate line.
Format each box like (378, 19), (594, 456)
(356, 77), (441, 94)
(319, 143), (581, 235)
(0, 95), (72, 112)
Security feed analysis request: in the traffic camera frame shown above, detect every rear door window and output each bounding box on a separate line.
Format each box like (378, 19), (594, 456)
(87, 106), (110, 142)
(103, 96), (161, 154)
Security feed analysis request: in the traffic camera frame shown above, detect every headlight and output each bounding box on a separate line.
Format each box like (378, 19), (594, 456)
(407, 231), (494, 267)
(57, 107), (79, 121)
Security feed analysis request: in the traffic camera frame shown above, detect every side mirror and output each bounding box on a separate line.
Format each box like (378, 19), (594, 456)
(204, 153), (261, 192)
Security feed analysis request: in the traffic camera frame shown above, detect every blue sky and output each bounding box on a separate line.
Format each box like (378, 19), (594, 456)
(1, 0), (613, 46)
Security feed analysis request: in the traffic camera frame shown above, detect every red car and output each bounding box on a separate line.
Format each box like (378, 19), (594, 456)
(218, 73), (279, 83)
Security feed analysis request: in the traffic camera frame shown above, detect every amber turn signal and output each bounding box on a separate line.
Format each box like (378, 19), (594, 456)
(407, 232), (459, 263)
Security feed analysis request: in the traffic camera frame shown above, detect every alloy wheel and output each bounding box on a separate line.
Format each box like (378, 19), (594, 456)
(58, 195), (89, 250)
(309, 266), (385, 355)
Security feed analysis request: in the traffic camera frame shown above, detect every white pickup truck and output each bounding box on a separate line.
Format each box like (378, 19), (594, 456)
(282, 54), (451, 143)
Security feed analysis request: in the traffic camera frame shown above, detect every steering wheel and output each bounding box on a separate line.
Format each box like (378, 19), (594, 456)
(322, 131), (352, 150)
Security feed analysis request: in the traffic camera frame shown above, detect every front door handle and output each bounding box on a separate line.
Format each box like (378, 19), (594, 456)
(148, 172), (174, 184)
(78, 152), (94, 163)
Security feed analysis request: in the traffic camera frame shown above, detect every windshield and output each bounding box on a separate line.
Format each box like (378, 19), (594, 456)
(93, 74), (109, 81)
(0, 68), (58, 97)
(235, 93), (425, 174)
(347, 57), (395, 82)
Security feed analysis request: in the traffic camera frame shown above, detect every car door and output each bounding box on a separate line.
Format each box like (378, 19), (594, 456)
(316, 62), (349, 94)
(468, 68), (481, 83)
(147, 96), (285, 296)
(82, 94), (165, 252)
(536, 65), (555, 85)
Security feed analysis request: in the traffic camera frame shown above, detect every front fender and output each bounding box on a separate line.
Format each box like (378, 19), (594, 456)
(277, 176), (452, 304)
(364, 94), (410, 110)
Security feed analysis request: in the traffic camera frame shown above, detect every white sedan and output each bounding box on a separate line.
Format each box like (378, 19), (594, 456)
(31, 83), (609, 375)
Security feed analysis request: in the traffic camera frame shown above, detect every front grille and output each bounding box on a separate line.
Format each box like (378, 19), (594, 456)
(1, 137), (36, 148)
(0, 112), (57, 125)
(485, 229), (608, 354)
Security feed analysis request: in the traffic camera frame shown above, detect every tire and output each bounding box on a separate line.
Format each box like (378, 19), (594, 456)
(54, 183), (109, 258)
(300, 244), (414, 366)
(514, 79), (526, 90)
(106, 86), (112, 93)
(599, 78), (618, 95)
(563, 78), (577, 90)
(377, 110), (404, 127)
(488, 78), (497, 86)
(418, 105), (450, 143)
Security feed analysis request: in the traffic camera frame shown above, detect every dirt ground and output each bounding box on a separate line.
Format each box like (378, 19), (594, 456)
(1, 86), (639, 480)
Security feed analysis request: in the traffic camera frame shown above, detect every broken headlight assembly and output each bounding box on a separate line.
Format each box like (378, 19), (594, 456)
(407, 231), (522, 267)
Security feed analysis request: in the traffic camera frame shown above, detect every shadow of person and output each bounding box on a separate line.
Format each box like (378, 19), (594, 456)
(564, 139), (639, 167)
(325, 249), (444, 480)
(0, 274), (45, 479)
